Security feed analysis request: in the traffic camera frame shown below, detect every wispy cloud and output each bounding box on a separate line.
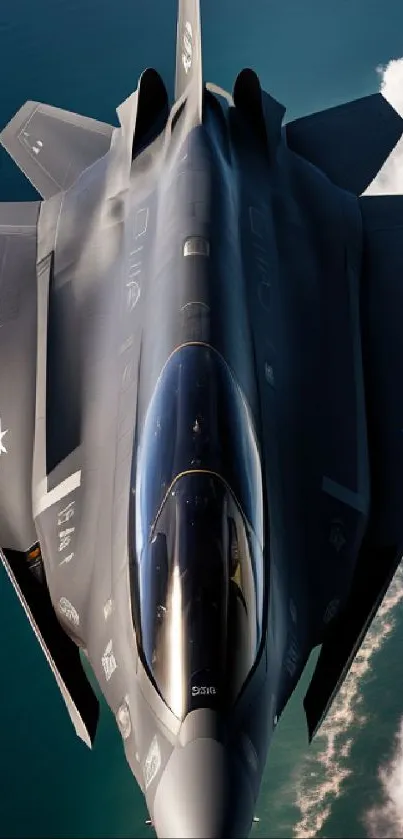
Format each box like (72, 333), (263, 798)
(363, 717), (403, 838)
(359, 55), (403, 839)
(365, 56), (403, 194)
(293, 567), (403, 839)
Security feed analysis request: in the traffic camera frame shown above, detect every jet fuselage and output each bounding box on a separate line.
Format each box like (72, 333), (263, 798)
(37, 86), (368, 836)
(2, 4), (403, 833)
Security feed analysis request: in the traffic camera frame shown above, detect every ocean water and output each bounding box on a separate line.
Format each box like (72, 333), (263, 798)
(1, 1), (403, 837)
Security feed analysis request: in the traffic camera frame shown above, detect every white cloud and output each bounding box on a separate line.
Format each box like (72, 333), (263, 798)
(293, 566), (403, 838)
(377, 58), (403, 115)
(364, 718), (403, 838)
(365, 57), (403, 194)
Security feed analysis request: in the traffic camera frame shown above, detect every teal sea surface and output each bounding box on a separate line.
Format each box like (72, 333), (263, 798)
(1, 1), (403, 837)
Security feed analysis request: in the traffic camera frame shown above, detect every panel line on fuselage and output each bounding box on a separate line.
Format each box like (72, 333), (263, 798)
(321, 476), (367, 514)
(34, 470), (82, 516)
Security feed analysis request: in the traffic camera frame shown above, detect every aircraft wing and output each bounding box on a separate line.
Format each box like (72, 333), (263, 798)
(1, 101), (113, 198)
(0, 201), (39, 552)
(0, 200), (99, 746)
(304, 194), (403, 739)
(286, 93), (403, 195)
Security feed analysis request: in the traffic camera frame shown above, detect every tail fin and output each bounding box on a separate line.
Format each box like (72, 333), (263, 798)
(175, 0), (202, 117)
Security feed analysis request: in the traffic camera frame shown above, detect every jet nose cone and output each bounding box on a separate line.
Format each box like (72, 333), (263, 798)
(152, 738), (254, 838)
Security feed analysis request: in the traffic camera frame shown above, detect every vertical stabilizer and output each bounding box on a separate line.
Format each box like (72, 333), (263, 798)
(175, 0), (202, 119)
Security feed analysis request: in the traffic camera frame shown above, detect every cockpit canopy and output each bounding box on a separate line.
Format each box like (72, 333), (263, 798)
(130, 344), (265, 719)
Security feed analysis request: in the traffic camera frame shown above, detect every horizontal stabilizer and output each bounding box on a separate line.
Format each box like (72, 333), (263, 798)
(1, 548), (99, 746)
(1, 101), (113, 198)
(286, 93), (403, 195)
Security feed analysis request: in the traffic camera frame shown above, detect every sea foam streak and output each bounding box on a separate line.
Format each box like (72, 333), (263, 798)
(364, 717), (403, 838)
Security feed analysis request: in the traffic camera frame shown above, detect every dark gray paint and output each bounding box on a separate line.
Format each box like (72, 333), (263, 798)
(1, 1), (403, 836)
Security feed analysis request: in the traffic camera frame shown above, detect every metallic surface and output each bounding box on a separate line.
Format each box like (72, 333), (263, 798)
(1, 0), (403, 835)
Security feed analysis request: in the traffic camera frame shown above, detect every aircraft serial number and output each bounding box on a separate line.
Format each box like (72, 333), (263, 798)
(191, 685), (217, 696)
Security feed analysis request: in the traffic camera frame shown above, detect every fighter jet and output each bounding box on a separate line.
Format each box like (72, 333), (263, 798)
(1, 0), (403, 835)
